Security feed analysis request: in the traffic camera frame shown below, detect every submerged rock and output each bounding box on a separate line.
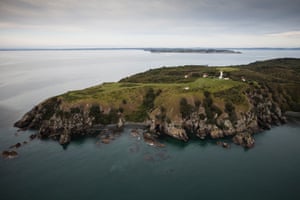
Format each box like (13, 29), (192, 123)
(29, 134), (37, 140)
(9, 142), (22, 149)
(130, 129), (141, 137)
(101, 138), (110, 144)
(143, 132), (165, 147)
(216, 141), (231, 149)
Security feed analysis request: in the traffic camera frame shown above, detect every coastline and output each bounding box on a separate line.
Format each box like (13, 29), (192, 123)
(10, 58), (300, 151)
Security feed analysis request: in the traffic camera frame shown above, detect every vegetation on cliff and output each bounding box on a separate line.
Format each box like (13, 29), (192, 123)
(14, 58), (300, 148)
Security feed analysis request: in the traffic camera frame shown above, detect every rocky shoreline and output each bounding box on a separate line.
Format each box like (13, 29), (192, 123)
(10, 58), (300, 153)
(12, 84), (287, 149)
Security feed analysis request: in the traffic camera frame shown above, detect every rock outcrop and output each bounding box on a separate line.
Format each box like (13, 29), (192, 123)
(232, 132), (255, 148)
(14, 97), (124, 145)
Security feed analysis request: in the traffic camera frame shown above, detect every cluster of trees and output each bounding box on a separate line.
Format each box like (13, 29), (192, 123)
(203, 91), (222, 124)
(179, 91), (238, 124)
(224, 101), (237, 122)
(126, 88), (161, 122)
(179, 98), (195, 119)
(89, 105), (119, 125)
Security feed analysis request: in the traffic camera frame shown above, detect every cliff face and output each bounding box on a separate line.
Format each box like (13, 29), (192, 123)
(14, 85), (286, 147)
(146, 86), (286, 148)
(14, 58), (300, 147)
(15, 98), (92, 144)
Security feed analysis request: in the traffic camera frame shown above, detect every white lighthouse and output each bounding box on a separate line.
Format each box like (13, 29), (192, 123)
(219, 71), (223, 79)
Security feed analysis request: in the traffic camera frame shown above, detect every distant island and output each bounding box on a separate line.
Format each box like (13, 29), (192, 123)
(144, 48), (241, 54)
(9, 58), (300, 154)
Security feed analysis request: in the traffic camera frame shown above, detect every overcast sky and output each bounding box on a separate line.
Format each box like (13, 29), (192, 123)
(0, 0), (300, 48)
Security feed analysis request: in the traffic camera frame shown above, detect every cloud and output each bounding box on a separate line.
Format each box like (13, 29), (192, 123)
(267, 31), (300, 37)
(0, 0), (300, 47)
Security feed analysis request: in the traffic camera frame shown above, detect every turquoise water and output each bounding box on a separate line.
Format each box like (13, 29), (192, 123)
(1, 124), (300, 200)
(1, 49), (300, 200)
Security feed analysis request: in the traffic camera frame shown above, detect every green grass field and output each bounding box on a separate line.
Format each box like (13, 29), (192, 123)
(58, 58), (300, 121)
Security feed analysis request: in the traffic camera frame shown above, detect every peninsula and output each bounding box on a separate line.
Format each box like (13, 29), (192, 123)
(14, 58), (300, 148)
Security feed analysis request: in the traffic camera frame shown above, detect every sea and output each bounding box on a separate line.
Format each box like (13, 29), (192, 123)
(0, 49), (300, 200)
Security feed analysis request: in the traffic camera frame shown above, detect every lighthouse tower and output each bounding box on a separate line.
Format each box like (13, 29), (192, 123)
(219, 71), (223, 79)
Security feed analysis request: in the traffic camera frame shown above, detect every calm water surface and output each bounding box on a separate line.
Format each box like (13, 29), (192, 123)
(0, 49), (300, 200)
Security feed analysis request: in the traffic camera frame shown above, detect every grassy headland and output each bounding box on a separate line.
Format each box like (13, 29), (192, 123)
(14, 58), (300, 147)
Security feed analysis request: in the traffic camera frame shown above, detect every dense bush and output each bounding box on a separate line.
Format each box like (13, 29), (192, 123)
(225, 101), (237, 122)
(70, 107), (81, 114)
(89, 105), (119, 125)
(180, 98), (194, 119)
(127, 88), (161, 122)
(202, 91), (222, 123)
(89, 105), (102, 124)
(42, 98), (60, 120)
(143, 88), (156, 110)
(214, 86), (245, 105)
(195, 99), (201, 108)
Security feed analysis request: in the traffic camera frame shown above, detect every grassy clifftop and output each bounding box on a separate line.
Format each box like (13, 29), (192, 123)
(60, 67), (247, 122)
(58, 58), (300, 123)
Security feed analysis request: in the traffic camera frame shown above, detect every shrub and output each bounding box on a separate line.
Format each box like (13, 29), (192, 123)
(42, 98), (59, 120)
(143, 88), (156, 110)
(70, 107), (80, 114)
(89, 105), (102, 123)
(180, 98), (194, 119)
(204, 91), (210, 98)
(225, 102), (237, 122)
(195, 100), (201, 108)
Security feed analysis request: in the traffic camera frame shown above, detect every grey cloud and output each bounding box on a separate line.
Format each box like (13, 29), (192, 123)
(0, 0), (300, 47)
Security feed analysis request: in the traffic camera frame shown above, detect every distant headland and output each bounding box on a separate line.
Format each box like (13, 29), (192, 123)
(143, 48), (241, 54)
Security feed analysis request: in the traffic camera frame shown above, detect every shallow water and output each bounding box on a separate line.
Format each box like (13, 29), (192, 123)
(1, 49), (300, 200)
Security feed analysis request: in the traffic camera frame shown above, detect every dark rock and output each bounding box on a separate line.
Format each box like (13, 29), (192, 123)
(222, 142), (230, 149)
(101, 138), (110, 144)
(130, 129), (141, 137)
(29, 134), (37, 140)
(232, 132), (255, 148)
(164, 124), (188, 142)
(216, 141), (231, 149)
(280, 116), (287, 124)
(59, 130), (71, 145)
(117, 117), (125, 128)
(2, 150), (18, 159)
(9, 142), (21, 149)
(210, 125), (223, 139)
(143, 132), (165, 147)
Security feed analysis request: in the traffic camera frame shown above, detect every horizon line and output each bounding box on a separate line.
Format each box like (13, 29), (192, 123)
(1, 47), (300, 51)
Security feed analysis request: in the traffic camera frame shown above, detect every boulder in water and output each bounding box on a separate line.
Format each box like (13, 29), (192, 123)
(2, 150), (18, 159)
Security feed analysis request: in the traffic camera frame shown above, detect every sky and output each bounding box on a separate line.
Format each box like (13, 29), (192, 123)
(0, 0), (300, 48)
